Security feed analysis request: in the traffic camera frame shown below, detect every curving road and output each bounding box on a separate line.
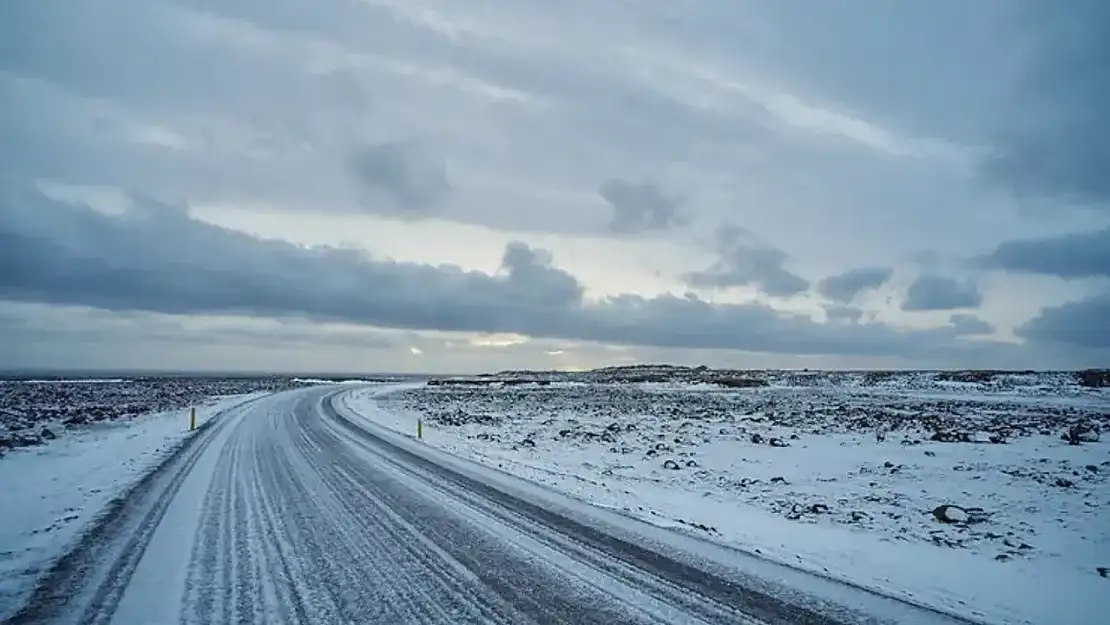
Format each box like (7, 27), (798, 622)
(10, 386), (970, 625)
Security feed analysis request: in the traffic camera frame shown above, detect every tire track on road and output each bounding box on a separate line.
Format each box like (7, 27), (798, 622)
(9, 399), (246, 625)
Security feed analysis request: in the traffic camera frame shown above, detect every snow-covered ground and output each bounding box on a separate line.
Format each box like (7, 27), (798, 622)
(0, 392), (267, 618)
(342, 376), (1110, 625)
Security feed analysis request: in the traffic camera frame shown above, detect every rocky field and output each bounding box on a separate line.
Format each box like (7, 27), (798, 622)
(371, 368), (1110, 587)
(0, 377), (304, 454)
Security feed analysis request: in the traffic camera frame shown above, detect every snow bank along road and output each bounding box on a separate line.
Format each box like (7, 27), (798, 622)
(10, 386), (975, 625)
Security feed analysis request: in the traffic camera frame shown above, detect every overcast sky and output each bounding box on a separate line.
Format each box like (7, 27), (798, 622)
(1, 0), (1107, 374)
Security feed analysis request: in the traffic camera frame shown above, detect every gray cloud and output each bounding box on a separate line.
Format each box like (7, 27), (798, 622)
(901, 275), (981, 311)
(824, 305), (863, 323)
(685, 224), (809, 297)
(985, 0), (1110, 208)
(949, 314), (993, 336)
(981, 228), (1110, 280)
(598, 179), (681, 234)
(0, 305), (401, 351)
(817, 267), (893, 303)
(1018, 293), (1110, 349)
(0, 184), (1008, 361)
(348, 141), (450, 213)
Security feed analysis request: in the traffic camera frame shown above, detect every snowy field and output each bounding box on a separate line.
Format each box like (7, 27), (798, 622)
(0, 392), (268, 619)
(344, 369), (1110, 625)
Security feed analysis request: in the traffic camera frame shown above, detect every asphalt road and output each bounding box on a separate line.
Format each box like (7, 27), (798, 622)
(10, 386), (970, 624)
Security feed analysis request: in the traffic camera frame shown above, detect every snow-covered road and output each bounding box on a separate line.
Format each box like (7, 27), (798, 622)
(10, 386), (975, 624)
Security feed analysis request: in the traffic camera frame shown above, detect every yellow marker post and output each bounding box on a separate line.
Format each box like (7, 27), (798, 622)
(189, 407), (197, 431)
(417, 420), (423, 439)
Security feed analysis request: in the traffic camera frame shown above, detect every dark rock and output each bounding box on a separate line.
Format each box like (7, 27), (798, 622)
(995, 554), (1011, 562)
(883, 461), (895, 468)
(685, 459), (699, 468)
(770, 476), (788, 484)
(924, 450), (937, 457)
(768, 437), (788, 448)
(40, 427), (57, 441)
(810, 503), (830, 514)
(1062, 423), (1101, 445)
(1076, 370), (1110, 388)
(1098, 567), (1108, 578)
(663, 459), (681, 470)
(750, 433), (764, 445)
(1055, 478), (1075, 488)
(519, 438), (536, 448)
(1086, 465), (1099, 473)
(933, 504), (970, 524)
(789, 434), (800, 440)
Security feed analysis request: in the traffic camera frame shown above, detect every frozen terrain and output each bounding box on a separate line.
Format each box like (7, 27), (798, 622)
(0, 392), (267, 618)
(0, 376), (304, 453)
(345, 368), (1110, 625)
(6, 385), (961, 625)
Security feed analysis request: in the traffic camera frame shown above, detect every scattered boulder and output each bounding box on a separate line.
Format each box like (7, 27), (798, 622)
(933, 504), (970, 524)
(1098, 567), (1108, 578)
(685, 459), (699, 468)
(768, 437), (789, 448)
(810, 503), (830, 514)
(786, 503), (805, 520)
(931, 430), (973, 443)
(1055, 477), (1075, 488)
(1076, 370), (1110, 388)
(40, 427), (57, 441)
(663, 459), (681, 470)
(770, 476), (788, 484)
(750, 433), (764, 445)
(1062, 423), (1100, 445)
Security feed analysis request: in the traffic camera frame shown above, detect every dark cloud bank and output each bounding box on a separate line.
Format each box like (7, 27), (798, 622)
(0, 183), (1016, 362)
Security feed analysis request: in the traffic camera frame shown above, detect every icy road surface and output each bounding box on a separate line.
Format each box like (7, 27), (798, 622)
(10, 386), (974, 625)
